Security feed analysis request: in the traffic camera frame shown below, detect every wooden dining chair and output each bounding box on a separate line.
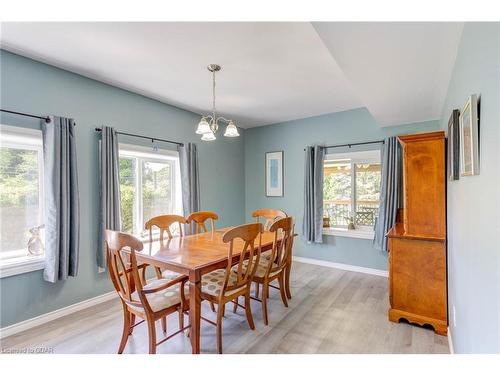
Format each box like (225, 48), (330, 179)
(144, 214), (187, 241)
(200, 222), (263, 354)
(145, 214), (188, 281)
(233, 217), (294, 325)
(185, 210), (220, 313)
(105, 230), (189, 354)
(252, 208), (287, 231)
(186, 211), (219, 234)
(251, 208), (287, 297)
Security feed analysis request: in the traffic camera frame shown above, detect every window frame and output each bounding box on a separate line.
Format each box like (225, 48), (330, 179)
(323, 149), (381, 239)
(0, 124), (45, 278)
(118, 143), (183, 240)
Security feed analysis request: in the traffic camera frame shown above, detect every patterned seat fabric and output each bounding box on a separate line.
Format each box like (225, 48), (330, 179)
(262, 251), (273, 262)
(241, 255), (271, 270)
(161, 269), (184, 280)
(253, 264), (281, 278)
(201, 269), (247, 297)
(127, 278), (188, 313)
(236, 254), (281, 278)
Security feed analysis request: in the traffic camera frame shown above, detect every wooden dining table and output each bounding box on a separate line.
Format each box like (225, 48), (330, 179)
(130, 227), (291, 354)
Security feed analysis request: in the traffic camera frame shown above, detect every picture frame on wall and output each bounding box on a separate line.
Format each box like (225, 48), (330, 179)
(459, 94), (480, 176)
(447, 109), (460, 181)
(265, 151), (284, 197)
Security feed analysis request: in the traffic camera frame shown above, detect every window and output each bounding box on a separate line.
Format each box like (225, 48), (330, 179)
(323, 149), (381, 238)
(119, 144), (183, 240)
(0, 125), (45, 277)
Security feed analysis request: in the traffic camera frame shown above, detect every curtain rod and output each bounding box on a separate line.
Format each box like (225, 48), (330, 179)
(1, 108), (51, 123)
(95, 127), (184, 147)
(304, 139), (384, 151)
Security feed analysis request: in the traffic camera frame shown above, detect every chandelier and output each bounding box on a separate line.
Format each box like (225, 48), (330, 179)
(195, 64), (239, 141)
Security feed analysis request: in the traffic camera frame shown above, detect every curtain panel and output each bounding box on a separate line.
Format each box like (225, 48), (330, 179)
(178, 142), (200, 218)
(373, 137), (402, 252)
(98, 126), (121, 270)
(303, 145), (325, 243)
(42, 116), (80, 283)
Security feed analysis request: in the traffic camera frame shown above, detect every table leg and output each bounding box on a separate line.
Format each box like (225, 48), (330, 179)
(189, 272), (202, 354)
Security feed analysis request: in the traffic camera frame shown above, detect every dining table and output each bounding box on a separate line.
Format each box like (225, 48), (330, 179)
(130, 227), (292, 354)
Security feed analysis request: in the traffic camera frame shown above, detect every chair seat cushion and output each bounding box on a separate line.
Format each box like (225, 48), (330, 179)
(161, 269), (184, 280)
(237, 254), (271, 274)
(253, 264), (281, 278)
(242, 254), (271, 269)
(262, 251), (273, 262)
(128, 278), (188, 314)
(236, 255), (281, 279)
(201, 269), (247, 297)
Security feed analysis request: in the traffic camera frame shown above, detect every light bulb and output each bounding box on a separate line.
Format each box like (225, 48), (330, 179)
(196, 118), (211, 134)
(201, 131), (216, 141)
(223, 121), (240, 137)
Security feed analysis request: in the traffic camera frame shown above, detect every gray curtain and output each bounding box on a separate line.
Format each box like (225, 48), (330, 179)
(374, 137), (402, 252)
(98, 126), (121, 270)
(178, 143), (200, 217)
(42, 116), (80, 283)
(303, 145), (325, 243)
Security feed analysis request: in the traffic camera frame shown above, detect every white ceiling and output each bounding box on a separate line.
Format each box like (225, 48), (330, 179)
(0, 22), (463, 128)
(312, 22), (464, 126)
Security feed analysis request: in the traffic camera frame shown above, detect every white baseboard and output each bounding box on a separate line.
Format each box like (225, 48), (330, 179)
(0, 291), (117, 339)
(293, 256), (388, 277)
(448, 328), (454, 354)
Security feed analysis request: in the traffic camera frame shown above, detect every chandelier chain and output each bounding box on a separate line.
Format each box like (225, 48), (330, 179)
(212, 69), (216, 118)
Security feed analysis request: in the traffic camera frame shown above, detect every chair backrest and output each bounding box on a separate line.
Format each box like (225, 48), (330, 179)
(186, 211), (219, 234)
(267, 217), (294, 275)
(221, 223), (263, 296)
(252, 208), (287, 231)
(105, 230), (145, 311)
(144, 214), (186, 241)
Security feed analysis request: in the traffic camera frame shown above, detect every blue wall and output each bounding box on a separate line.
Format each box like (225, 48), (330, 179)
(0, 50), (246, 328)
(440, 23), (500, 353)
(244, 108), (440, 271)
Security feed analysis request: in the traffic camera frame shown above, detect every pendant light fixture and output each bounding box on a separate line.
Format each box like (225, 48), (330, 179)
(195, 64), (240, 141)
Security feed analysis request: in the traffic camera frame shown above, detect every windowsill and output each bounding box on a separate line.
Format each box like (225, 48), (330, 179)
(0, 254), (45, 278)
(322, 227), (375, 240)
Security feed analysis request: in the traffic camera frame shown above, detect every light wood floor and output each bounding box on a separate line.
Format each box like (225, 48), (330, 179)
(1, 262), (449, 354)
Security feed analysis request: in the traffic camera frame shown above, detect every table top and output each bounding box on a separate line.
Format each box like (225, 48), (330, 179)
(130, 228), (277, 273)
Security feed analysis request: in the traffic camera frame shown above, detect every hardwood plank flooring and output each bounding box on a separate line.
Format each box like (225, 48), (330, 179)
(0, 262), (449, 354)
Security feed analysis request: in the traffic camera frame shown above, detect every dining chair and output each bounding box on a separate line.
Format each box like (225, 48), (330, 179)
(186, 211), (219, 234)
(251, 208), (287, 297)
(252, 208), (287, 231)
(200, 222), (263, 354)
(144, 215), (192, 317)
(185, 210), (220, 313)
(144, 214), (187, 241)
(105, 229), (189, 354)
(233, 217), (294, 325)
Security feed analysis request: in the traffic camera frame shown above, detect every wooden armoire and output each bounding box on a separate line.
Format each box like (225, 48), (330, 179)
(387, 131), (447, 336)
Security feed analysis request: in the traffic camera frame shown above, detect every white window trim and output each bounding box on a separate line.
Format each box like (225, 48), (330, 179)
(323, 227), (375, 240)
(325, 149), (380, 164)
(119, 143), (183, 239)
(323, 149), (380, 236)
(0, 124), (45, 278)
(0, 254), (45, 278)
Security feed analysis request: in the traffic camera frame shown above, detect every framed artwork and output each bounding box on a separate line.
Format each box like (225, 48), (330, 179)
(447, 109), (460, 181)
(459, 94), (480, 176)
(265, 151), (284, 197)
